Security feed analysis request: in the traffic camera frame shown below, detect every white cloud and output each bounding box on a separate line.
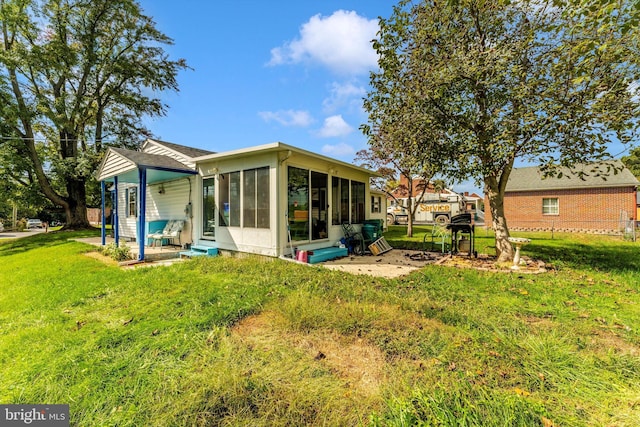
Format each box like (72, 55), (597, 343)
(258, 110), (314, 127)
(268, 10), (378, 76)
(317, 115), (353, 137)
(322, 142), (356, 157)
(322, 81), (367, 113)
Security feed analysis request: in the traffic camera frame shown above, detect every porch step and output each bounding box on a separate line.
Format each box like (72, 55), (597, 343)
(307, 247), (348, 264)
(180, 245), (218, 258)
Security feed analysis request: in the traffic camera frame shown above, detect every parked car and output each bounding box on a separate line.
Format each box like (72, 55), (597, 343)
(26, 218), (43, 229)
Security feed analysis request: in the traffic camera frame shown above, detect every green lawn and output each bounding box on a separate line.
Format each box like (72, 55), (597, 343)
(1, 229), (639, 426)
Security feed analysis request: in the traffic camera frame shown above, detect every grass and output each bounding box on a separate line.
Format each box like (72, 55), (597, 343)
(1, 228), (639, 426)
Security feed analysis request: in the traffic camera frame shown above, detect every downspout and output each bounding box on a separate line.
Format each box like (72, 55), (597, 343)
(137, 168), (147, 261)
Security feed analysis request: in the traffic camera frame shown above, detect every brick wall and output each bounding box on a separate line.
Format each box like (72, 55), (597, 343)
(484, 186), (637, 233)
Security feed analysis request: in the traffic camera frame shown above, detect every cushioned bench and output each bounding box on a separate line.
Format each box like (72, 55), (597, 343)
(306, 247), (348, 264)
(179, 245), (218, 258)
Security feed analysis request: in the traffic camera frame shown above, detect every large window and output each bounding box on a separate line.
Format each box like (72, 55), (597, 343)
(126, 187), (137, 217)
(219, 171), (240, 226)
(287, 167), (328, 241)
(243, 167), (270, 228)
(331, 177), (349, 225)
(351, 181), (365, 224)
(288, 167), (309, 241)
(203, 178), (215, 238)
(542, 198), (559, 215)
(331, 177), (366, 225)
(311, 171), (328, 239)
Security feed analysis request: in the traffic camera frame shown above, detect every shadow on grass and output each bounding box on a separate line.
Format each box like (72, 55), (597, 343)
(525, 241), (639, 273)
(384, 225), (638, 274)
(0, 229), (100, 257)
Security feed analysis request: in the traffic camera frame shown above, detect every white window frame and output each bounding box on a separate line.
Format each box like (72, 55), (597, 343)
(542, 197), (559, 215)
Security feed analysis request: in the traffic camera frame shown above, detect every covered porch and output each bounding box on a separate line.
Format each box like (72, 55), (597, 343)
(96, 147), (197, 261)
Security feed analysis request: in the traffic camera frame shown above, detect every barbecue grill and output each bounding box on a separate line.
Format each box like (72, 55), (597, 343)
(446, 213), (476, 257)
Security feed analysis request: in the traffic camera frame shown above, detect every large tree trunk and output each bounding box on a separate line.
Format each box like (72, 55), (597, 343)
(62, 178), (91, 229)
(485, 176), (514, 263)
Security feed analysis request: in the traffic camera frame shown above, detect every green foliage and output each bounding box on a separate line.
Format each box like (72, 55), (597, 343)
(0, 0), (188, 226)
(621, 146), (640, 180)
(363, 0), (640, 260)
(1, 231), (639, 426)
(99, 242), (132, 261)
(14, 218), (26, 231)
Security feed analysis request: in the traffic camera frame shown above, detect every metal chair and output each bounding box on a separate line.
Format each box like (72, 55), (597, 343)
(423, 224), (451, 253)
(341, 223), (364, 255)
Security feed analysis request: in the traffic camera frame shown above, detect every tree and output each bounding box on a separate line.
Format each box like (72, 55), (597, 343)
(0, 0), (187, 228)
(621, 146), (640, 180)
(364, 0), (640, 262)
(360, 19), (455, 237)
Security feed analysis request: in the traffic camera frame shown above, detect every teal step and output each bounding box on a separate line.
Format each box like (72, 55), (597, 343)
(307, 247), (348, 264)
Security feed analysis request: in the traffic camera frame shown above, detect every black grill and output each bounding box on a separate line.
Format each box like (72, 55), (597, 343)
(446, 213), (476, 257)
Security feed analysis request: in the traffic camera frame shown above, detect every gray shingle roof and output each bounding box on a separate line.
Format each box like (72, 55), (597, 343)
(111, 147), (193, 171)
(506, 161), (639, 192)
(147, 139), (215, 158)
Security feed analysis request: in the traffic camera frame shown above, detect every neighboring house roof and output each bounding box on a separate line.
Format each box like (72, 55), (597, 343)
(96, 147), (197, 184)
(143, 138), (215, 158)
(506, 161), (639, 192)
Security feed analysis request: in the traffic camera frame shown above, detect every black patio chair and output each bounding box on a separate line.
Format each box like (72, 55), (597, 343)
(341, 223), (364, 255)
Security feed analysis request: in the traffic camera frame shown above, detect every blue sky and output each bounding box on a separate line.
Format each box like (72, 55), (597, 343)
(139, 1), (392, 163)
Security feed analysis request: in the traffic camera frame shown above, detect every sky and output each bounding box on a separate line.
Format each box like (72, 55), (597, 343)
(136, 1), (490, 194)
(139, 1), (391, 160)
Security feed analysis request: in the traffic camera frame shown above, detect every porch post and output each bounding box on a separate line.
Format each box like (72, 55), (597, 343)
(101, 181), (106, 246)
(114, 176), (119, 245)
(137, 168), (147, 261)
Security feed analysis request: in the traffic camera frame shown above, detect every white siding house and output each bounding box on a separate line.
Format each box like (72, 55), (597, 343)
(97, 139), (379, 261)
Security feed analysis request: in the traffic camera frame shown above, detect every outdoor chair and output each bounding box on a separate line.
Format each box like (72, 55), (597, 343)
(423, 224), (451, 253)
(148, 220), (184, 249)
(341, 222), (364, 255)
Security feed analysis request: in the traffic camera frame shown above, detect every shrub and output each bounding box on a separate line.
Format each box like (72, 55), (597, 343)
(16, 218), (27, 231)
(99, 242), (131, 261)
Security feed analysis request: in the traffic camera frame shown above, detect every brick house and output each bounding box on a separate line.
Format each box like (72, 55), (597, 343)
(484, 161), (639, 233)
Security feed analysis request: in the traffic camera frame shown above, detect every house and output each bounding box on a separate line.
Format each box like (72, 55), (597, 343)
(484, 161), (639, 233)
(96, 139), (380, 261)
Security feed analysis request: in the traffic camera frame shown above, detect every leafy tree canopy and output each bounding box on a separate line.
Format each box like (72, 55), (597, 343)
(0, 0), (188, 227)
(621, 146), (640, 180)
(363, 0), (640, 261)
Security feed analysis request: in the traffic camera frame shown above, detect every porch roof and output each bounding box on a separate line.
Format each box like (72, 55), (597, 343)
(96, 147), (197, 184)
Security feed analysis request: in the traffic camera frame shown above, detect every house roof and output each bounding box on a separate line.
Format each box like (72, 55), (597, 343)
(194, 141), (380, 177)
(506, 161), (639, 192)
(144, 139), (215, 158)
(96, 147), (197, 184)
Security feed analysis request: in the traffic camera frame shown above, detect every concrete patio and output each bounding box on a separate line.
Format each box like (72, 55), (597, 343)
(74, 236), (183, 262)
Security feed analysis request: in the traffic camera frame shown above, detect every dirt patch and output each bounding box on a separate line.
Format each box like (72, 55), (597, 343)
(321, 249), (448, 278)
(320, 249), (548, 278)
(232, 311), (387, 397)
(84, 251), (119, 266)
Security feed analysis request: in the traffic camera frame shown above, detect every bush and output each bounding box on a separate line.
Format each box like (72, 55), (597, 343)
(16, 218), (27, 231)
(99, 242), (131, 261)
